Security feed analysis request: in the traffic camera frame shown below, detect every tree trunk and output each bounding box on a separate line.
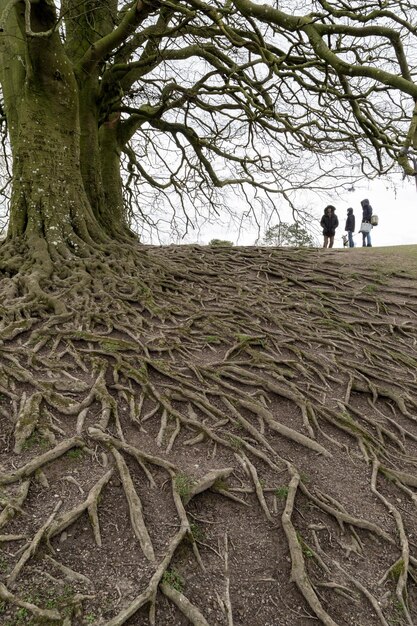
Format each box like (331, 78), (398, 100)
(62, 0), (127, 236)
(77, 75), (107, 231)
(99, 120), (127, 231)
(0, 0), (123, 252)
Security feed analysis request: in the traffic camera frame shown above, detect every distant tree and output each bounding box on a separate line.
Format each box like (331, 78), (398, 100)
(209, 239), (234, 247)
(263, 223), (315, 248)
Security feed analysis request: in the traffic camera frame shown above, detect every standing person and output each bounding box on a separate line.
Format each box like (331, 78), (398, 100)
(361, 199), (373, 247)
(320, 205), (339, 248)
(345, 208), (355, 248)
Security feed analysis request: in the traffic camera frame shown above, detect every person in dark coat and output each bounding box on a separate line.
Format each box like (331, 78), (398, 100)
(360, 199), (373, 247)
(320, 205), (339, 248)
(345, 208), (355, 248)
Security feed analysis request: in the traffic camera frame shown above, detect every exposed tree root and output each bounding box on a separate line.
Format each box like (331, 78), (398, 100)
(311, 531), (391, 626)
(1, 241), (417, 624)
(0, 582), (61, 622)
(299, 482), (392, 542)
(13, 392), (42, 454)
(8, 500), (62, 586)
(282, 472), (339, 626)
(44, 555), (94, 587)
(371, 458), (414, 625)
(0, 481), (30, 530)
(102, 528), (188, 626)
(47, 469), (113, 544)
(160, 583), (211, 626)
(111, 447), (155, 560)
(0, 438), (84, 485)
(221, 532), (234, 626)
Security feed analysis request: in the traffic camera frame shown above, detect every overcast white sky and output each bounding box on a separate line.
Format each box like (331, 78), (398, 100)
(331, 177), (417, 248)
(182, 174), (417, 249)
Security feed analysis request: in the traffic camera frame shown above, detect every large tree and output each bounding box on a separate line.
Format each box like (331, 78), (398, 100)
(1, 4), (417, 626)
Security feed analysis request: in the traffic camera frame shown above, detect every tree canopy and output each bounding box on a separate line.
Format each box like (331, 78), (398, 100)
(0, 0), (416, 244)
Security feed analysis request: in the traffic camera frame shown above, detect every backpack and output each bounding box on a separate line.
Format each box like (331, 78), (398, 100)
(370, 215), (379, 226)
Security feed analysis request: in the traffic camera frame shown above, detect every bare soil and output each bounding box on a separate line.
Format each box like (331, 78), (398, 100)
(0, 242), (417, 626)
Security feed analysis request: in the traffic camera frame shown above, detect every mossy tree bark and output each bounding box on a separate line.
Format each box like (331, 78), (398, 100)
(0, 1), (109, 252)
(98, 121), (126, 230)
(63, 0), (130, 237)
(0, 0), (141, 250)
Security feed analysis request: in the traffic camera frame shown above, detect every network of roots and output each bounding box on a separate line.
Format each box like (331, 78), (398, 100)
(0, 240), (417, 626)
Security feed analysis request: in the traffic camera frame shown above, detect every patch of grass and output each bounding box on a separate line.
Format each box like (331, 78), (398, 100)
(392, 597), (406, 616)
(296, 532), (313, 558)
(136, 284), (152, 297)
(152, 359), (171, 372)
(234, 333), (265, 347)
(204, 335), (221, 344)
(24, 594), (41, 605)
(189, 522), (205, 543)
(227, 435), (243, 450)
(274, 486), (289, 500)
(100, 340), (120, 352)
(126, 364), (148, 382)
(371, 245), (417, 278)
(0, 601), (6, 614)
(212, 478), (229, 492)
(235, 333), (251, 342)
(320, 317), (354, 332)
(174, 473), (195, 500)
(85, 613), (96, 624)
(21, 432), (49, 451)
(138, 364), (148, 378)
(362, 284), (378, 294)
(391, 352), (417, 368)
(162, 569), (184, 592)
(66, 448), (83, 460)
(336, 412), (371, 442)
(389, 559), (404, 582)
(15, 607), (28, 622)
(72, 330), (101, 341)
(379, 467), (396, 482)
(373, 272), (389, 284)
(41, 585), (75, 618)
(45, 598), (57, 609)
(303, 544), (313, 558)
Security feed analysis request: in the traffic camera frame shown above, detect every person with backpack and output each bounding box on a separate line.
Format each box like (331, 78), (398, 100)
(360, 199), (373, 247)
(320, 205), (339, 248)
(345, 208), (355, 248)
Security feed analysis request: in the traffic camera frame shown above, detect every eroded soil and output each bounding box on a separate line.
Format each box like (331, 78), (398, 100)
(0, 243), (417, 626)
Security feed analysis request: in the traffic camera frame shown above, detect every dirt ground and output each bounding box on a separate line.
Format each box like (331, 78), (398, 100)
(0, 243), (417, 626)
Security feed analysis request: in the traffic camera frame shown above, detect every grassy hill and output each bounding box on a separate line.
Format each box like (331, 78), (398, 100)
(0, 243), (416, 626)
